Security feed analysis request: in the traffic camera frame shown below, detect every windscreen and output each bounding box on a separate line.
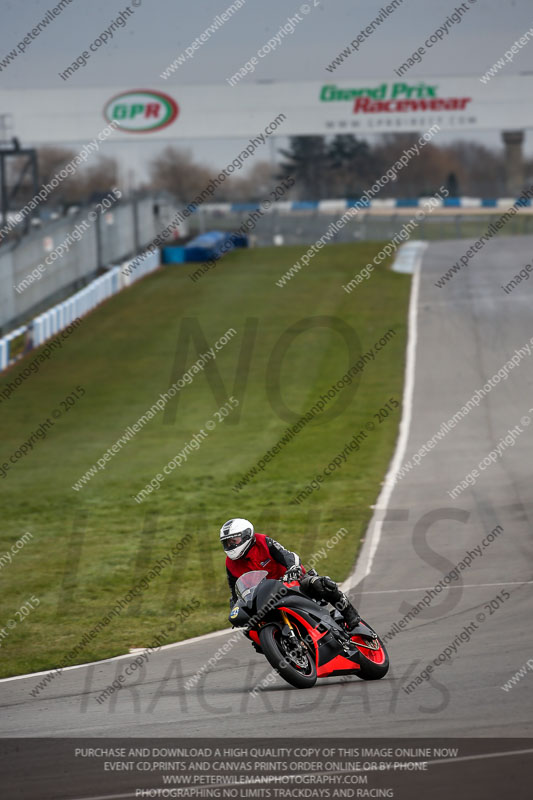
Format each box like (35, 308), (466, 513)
(235, 569), (268, 601)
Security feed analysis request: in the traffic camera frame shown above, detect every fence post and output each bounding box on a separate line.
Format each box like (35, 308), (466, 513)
(0, 339), (7, 370)
(132, 196), (140, 253)
(95, 206), (103, 269)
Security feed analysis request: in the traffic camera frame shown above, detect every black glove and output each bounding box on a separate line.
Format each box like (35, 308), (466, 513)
(283, 565), (303, 582)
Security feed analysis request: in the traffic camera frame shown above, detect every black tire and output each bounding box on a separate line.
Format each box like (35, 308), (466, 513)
(353, 632), (390, 680)
(259, 624), (317, 689)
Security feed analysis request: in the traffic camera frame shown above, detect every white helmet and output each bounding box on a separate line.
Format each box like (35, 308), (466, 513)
(220, 518), (255, 560)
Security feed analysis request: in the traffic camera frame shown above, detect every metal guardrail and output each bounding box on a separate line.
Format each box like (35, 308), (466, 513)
(190, 209), (533, 248)
(0, 195), (178, 332)
(0, 250), (160, 372)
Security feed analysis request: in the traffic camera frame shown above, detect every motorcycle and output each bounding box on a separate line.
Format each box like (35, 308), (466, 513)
(229, 569), (389, 689)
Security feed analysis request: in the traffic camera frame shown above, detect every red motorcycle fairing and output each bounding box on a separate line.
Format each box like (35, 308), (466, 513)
(231, 572), (389, 688)
(317, 653), (362, 677)
(350, 634), (387, 666)
(248, 629), (261, 647)
(276, 603), (362, 678)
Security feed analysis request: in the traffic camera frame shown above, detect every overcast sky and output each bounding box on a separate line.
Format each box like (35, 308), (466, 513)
(2, 0), (533, 182)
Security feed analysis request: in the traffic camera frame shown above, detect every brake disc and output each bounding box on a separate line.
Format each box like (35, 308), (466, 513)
(281, 637), (308, 668)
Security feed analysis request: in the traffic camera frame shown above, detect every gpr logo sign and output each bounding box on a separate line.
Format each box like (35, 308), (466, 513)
(104, 90), (179, 133)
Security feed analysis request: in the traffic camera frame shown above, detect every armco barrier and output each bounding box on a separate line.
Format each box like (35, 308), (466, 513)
(199, 196), (533, 214)
(0, 249), (160, 370)
(0, 195), (183, 331)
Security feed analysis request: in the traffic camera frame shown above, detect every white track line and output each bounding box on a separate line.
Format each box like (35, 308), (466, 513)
(72, 795), (144, 800)
(0, 627), (235, 684)
(359, 580), (533, 594)
(342, 243), (424, 593)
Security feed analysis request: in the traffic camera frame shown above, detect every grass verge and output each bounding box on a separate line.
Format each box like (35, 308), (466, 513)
(0, 241), (410, 678)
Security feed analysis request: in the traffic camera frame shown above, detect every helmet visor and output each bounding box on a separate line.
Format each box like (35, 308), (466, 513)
(222, 534), (244, 551)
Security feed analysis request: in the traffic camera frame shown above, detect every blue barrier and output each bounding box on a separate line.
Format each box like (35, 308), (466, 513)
(347, 198), (371, 208)
(443, 197), (462, 207)
(161, 231), (248, 265)
(184, 230), (248, 262)
(292, 202), (318, 211)
(395, 198), (419, 207)
(162, 246), (186, 264)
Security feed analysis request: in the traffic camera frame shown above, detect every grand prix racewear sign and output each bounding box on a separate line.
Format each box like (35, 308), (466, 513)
(319, 81), (472, 114)
(2, 76), (533, 141)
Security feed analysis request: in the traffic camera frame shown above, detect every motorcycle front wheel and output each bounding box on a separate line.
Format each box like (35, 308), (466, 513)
(259, 623), (317, 689)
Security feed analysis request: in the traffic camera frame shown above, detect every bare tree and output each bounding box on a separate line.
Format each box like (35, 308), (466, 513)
(83, 155), (120, 200)
(278, 136), (329, 200)
(149, 146), (214, 204)
(37, 146), (80, 203)
(217, 161), (278, 202)
(442, 141), (506, 196)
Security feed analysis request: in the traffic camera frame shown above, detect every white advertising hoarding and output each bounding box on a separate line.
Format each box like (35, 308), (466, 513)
(0, 76), (532, 144)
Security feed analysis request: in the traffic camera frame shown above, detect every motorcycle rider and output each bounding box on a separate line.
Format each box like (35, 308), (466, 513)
(220, 517), (360, 632)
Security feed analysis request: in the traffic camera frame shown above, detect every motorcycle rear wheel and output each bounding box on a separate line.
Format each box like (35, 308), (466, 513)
(259, 624), (317, 689)
(351, 631), (389, 680)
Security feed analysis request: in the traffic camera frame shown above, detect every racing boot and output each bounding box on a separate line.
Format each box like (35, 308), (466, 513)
(336, 593), (361, 631)
(301, 574), (361, 632)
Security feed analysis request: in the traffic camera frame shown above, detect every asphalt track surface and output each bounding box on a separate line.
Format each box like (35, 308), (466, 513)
(1, 236), (532, 795)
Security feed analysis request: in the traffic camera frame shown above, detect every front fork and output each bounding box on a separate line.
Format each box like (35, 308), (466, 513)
(280, 610), (310, 660)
